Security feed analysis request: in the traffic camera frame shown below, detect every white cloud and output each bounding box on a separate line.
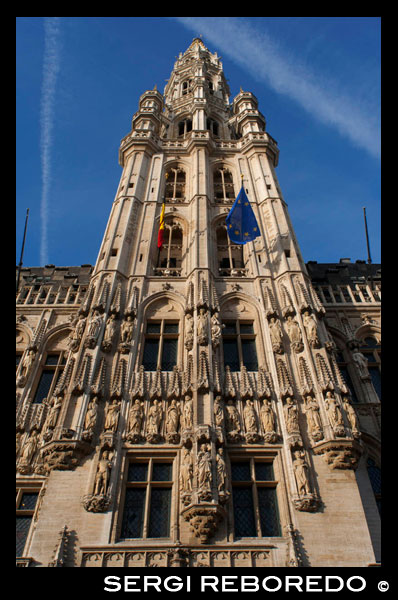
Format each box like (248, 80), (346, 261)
(174, 17), (380, 160)
(40, 17), (61, 266)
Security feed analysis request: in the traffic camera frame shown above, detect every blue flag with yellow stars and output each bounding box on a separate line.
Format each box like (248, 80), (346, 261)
(226, 185), (260, 244)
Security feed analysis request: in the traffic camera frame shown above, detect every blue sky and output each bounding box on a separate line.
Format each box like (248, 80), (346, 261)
(16, 17), (381, 268)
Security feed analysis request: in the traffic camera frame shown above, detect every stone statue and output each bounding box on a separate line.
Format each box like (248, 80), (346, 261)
(166, 399), (180, 434)
(180, 447), (193, 494)
(324, 392), (344, 430)
(102, 313), (117, 351)
(184, 313), (194, 350)
(128, 399), (144, 436)
(243, 399), (258, 433)
(120, 315), (134, 344)
(304, 396), (323, 438)
(45, 395), (63, 430)
(197, 308), (208, 345)
(213, 396), (224, 428)
(94, 450), (112, 496)
(269, 317), (283, 353)
(225, 399), (240, 433)
(342, 396), (360, 437)
(147, 399), (163, 435)
(68, 315), (86, 351)
(284, 397), (300, 434)
(352, 349), (370, 379)
(18, 348), (36, 385)
(303, 311), (320, 348)
(293, 450), (311, 496)
(197, 443), (212, 497)
(84, 396), (99, 432)
(104, 399), (120, 433)
(216, 447), (227, 494)
(285, 315), (303, 352)
(182, 395), (193, 430)
(20, 430), (38, 465)
(260, 398), (276, 433)
(88, 310), (102, 339)
(211, 312), (223, 348)
(86, 310), (103, 348)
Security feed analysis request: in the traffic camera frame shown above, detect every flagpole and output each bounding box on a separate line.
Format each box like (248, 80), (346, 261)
(16, 208), (30, 293)
(362, 206), (374, 290)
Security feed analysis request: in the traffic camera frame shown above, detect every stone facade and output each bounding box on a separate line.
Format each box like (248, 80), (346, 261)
(16, 39), (380, 568)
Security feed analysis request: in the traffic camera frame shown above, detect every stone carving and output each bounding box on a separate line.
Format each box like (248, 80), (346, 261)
(166, 399), (181, 443)
(243, 399), (260, 443)
(259, 398), (278, 443)
(184, 313), (194, 350)
(303, 395), (323, 442)
(83, 450), (113, 513)
(180, 447), (193, 504)
(82, 396), (99, 441)
(68, 314), (86, 352)
(146, 399), (163, 443)
(17, 348), (36, 387)
(197, 308), (208, 345)
(119, 315), (134, 353)
(216, 447), (230, 504)
(44, 395), (63, 432)
(225, 399), (241, 442)
(211, 312), (224, 348)
(127, 399), (144, 443)
(285, 315), (304, 353)
(351, 348), (370, 380)
(182, 395), (193, 430)
(213, 396), (224, 429)
(197, 443), (212, 501)
(324, 391), (345, 437)
(342, 397), (361, 438)
(102, 314), (117, 352)
(18, 430), (38, 468)
(104, 399), (120, 433)
(85, 310), (103, 349)
(182, 503), (225, 544)
(268, 316), (283, 354)
(302, 311), (320, 348)
(94, 450), (112, 496)
(284, 397), (300, 435)
(292, 450), (319, 512)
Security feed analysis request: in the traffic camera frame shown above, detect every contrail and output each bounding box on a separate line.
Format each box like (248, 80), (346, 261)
(40, 17), (61, 266)
(174, 17), (380, 160)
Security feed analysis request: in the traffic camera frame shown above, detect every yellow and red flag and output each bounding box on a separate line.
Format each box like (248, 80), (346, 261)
(157, 202), (165, 249)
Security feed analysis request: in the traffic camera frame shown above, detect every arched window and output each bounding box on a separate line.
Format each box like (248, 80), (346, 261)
(207, 118), (219, 137)
(154, 219), (183, 277)
(214, 167), (235, 203)
(216, 223), (245, 277)
(165, 167), (186, 202)
(177, 119), (192, 137)
(360, 336), (381, 400)
(182, 79), (192, 96)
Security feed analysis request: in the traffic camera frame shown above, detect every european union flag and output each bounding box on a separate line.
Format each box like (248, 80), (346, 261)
(226, 186), (260, 244)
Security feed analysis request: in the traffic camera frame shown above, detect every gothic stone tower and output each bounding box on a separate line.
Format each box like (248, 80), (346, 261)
(16, 39), (380, 568)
